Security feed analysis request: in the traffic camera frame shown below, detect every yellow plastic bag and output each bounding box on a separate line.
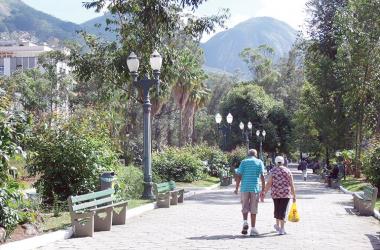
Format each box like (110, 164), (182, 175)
(288, 202), (300, 222)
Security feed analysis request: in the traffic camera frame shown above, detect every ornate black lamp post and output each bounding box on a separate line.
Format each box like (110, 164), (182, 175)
(256, 129), (266, 161)
(215, 113), (233, 151)
(127, 50), (162, 200)
(239, 121), (253, 154)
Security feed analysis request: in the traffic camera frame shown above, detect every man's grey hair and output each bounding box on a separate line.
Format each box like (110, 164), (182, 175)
(248, 149), (257, 157)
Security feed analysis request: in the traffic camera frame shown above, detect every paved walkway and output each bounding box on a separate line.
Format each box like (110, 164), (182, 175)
(38, 166), (380, 250)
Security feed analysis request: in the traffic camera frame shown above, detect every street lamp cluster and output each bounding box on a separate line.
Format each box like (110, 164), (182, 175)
(214, 113), (266, 160)
(215, 113), (233, 151)
(239, 121), (253, 154)
(127, 50), (162, 200)
(256, 130), (266, 161)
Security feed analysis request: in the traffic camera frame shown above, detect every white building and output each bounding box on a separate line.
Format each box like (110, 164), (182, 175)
(0, 40), (53, 76)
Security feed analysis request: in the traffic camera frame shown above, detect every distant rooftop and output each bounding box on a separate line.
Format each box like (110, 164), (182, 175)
(0, 40), (39, 47)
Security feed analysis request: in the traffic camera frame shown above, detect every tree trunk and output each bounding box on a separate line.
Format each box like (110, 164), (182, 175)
(355, 110), (364, 178)
(326, 147), (330, 167)
(182, 102), (196, 145)
(354, 102), (364, 178)
(178, 109), (183, 147)
(166, 103), (174, 146)
(192, 111), (197, 144)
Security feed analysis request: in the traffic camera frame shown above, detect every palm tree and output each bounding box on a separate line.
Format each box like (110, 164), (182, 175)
(172, 47), (205, 146)
(182, 82), (210, 144)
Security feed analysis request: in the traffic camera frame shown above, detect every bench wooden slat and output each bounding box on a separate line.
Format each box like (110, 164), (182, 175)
(156, 182), (170, 193)
(72, 197), (114, 211)
(169, 181), (176, 190)
(71, 189), (114, 203)
(363, 186), (375, 201)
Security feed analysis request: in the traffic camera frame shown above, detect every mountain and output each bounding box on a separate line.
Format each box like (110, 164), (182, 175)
(80, 13), (117, 41)
(0, 0), (80, 41)
(0, 1), (297, 76)
(201, 17), (297, 74)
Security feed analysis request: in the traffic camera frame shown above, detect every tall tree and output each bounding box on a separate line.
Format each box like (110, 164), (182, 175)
(335, 0), (380, 176)
(240, 45), (280, 94)
(302, 0), (349, 164)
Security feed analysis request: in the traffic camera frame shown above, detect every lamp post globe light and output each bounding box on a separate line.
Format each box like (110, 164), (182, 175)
(256, 129), (266, 161)
(127, 50), (162, 200)
(215, 113), (233, 151)
(239, 121), (253, 154)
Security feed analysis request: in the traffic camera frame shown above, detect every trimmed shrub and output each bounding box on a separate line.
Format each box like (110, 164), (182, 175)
(363, 144), (380, 192)
(115, 165), (144, 200)
(227, 146), (247, 167)
(186, 145), (228, 177)
(152, 147), (204, 182)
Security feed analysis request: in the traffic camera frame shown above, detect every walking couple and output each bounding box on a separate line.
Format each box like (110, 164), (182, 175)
(234, 149), (296, 236)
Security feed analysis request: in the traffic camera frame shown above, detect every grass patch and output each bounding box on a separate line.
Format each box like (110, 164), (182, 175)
(128, 199), (154, 209)
(42, 212), (71, 232)
(176, 176), (220, 188)
(340, 176), (368, 192)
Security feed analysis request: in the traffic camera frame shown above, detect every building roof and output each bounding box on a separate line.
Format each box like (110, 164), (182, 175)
(0, 40), (53, 57)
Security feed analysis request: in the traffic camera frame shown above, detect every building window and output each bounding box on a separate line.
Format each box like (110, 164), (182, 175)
(0, 66), (4, 75)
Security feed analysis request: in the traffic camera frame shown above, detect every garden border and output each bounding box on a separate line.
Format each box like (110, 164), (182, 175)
(0, 228), (73, 250)
(0, 182), (221, 250)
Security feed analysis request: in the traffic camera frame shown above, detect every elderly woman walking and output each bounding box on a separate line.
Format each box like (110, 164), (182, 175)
(263, 156), (296, 235)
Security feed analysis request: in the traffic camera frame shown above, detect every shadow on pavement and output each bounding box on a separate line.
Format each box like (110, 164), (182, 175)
(188, 231), (280, 240)
(334, 200), (354, 207)
(186, 190), (240, 205)
(344, 207), (359, 215)
(365, 233), (380, 250)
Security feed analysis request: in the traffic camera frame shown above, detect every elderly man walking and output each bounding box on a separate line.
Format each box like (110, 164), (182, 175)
(234, 149), (265, 236)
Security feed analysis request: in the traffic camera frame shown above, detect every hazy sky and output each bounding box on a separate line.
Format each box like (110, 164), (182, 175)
(22, 0), (308, 41)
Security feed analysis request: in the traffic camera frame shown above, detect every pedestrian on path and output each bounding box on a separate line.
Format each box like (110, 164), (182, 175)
(298, 158), (308, 181)
(263, 156), (296, 235)
(234, 149), (265, 236)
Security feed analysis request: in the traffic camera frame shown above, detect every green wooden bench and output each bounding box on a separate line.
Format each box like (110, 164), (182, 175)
(352, 185), (378, 216)
(68, 189), (128, 237)
(154, 181), (184, 208)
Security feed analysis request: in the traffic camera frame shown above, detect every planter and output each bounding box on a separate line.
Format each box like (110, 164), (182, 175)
(220, 176), (232, 186)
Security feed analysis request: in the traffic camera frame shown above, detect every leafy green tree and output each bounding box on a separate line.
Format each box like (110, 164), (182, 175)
(220, 83), (291, 153)
(300, 0), (350, 164)
(9, 69), (50, 117)
(0, 111), (31, 184)
(335, 0), (380, 175)
(240, 45), (280, 94)
(69, 1), (228, 151)
(276, 46), (305, 114)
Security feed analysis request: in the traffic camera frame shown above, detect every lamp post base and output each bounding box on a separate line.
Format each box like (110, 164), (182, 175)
(142, 182), (155, 200)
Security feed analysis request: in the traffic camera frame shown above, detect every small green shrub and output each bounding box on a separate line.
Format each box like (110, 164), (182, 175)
(227, 147), (247, 167)
(27, 121), (121, 204)
(0, 179), (37, 236)
(0, 111), (31, 184)
(115, 165), (144, 200)
(363, 144), (380, 192)
(186, 145), (228, 177)
(152, 147), (204, 182)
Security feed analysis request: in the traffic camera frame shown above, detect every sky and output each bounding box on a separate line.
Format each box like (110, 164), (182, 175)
(22, 0), (308, 42)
